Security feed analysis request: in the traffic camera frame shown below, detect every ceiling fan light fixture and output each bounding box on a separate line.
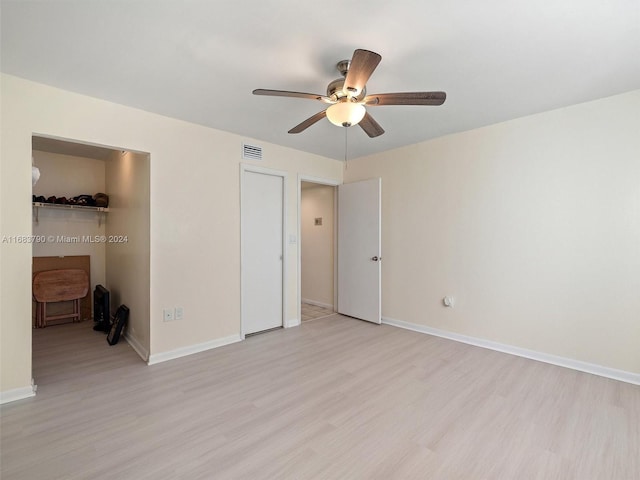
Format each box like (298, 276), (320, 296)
(326, 101), (366, 127)
(253, 48), (445, 137)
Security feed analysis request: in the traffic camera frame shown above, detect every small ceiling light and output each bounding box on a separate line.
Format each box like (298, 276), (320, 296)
(326, 101), (366, 127)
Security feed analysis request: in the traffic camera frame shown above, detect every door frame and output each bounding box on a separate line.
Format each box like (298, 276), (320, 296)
(240, 164), (288, 339)
(297, 174), (340, 325)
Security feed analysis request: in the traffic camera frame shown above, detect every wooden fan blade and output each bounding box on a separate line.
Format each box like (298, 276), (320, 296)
(288, 110), (327, 134)
(364, 91), (446, 106)
(253, 89), (333, 103)
(343, 49), (382, 97)
(359, 112), (385, 138)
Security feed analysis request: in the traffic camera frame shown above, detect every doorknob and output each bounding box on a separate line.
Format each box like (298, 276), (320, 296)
(371, 256), (380, 261)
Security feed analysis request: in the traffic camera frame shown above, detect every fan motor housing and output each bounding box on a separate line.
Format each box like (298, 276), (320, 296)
(327, 78), (366, 102)
(327, 59), (367, 101)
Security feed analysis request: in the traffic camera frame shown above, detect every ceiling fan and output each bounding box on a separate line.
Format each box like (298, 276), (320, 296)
(253, 49), (446, 138)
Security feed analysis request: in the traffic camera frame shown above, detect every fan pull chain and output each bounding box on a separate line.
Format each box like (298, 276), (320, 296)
(344, 126), (349, 170)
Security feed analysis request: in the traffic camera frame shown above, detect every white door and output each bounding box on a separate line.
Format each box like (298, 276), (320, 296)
(337, 178), (381, 324)
(241, 170), (284, 335)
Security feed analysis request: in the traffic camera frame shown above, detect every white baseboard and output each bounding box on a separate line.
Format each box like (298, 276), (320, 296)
(0, 384), (36, 405)
(147, 334), (241, 365)
(302, 298), (334, 310)
(124, 332), (149, 362)
(286, 318), (301, 328)
(382, 316), (640, 386)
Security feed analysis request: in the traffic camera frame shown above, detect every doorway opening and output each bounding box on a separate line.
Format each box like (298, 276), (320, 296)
(31, 135), (150, 389)
(299, 179), (338, 323)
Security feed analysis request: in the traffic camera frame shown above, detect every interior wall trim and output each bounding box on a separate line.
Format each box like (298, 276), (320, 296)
(0, 385), (36, 405)
(382, 316), (640, 386)
(147, 334), (241, 365)
(301, 298), (334, 310)
(124, 332), (149, 362)
(285, 318), (301, 328)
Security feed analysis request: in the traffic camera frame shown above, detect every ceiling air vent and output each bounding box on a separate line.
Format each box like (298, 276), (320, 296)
(242, 143), (263, 160)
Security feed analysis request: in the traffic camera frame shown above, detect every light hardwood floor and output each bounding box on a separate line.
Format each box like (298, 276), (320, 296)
(301, 303), (334, 322)
(1, 316), (638, 479)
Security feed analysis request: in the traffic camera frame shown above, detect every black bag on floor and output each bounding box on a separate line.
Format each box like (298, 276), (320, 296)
(107, 304), (129, 346)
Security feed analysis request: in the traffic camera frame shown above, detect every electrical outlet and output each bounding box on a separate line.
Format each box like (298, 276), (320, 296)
(175, 306), (184, 321)
(163, 309), (174, 322)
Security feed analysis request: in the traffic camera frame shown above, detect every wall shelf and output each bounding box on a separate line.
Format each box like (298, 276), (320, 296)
(32, 202), (109, 226)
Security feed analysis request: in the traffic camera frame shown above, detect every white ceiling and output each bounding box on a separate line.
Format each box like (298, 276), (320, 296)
(2, 0), (639, 160)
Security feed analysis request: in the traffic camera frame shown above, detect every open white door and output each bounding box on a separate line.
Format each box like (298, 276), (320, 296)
(337, 178), (381, 324)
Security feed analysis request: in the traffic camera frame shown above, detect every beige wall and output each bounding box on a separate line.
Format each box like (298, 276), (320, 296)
(32, 151), (107, 293)
(301, 183), (335, 307)
(0, 74), (343, 396)
(105, 151), (150, 359)
(32, 151), (106, 199)
(3, 72), (637, 399)
(344, 90), (640, 374)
